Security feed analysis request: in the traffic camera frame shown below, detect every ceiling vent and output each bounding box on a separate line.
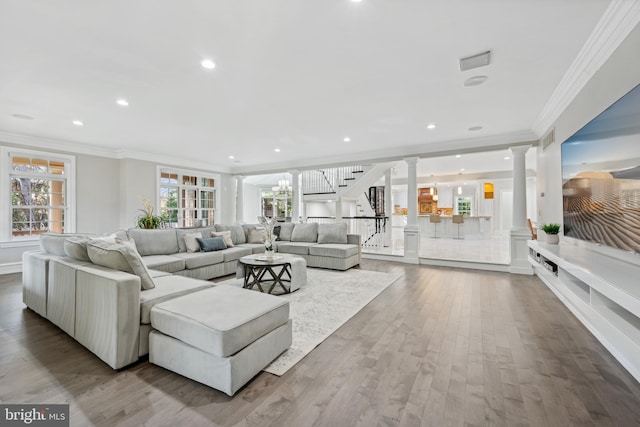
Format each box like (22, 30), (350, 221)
(459, 50), (491, 71)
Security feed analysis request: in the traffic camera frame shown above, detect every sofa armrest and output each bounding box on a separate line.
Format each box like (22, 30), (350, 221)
(22, 250), (57, 317)
(75, 265), (141, 369)
(347, 234), (361, 246)
(347, 234), (361, 266)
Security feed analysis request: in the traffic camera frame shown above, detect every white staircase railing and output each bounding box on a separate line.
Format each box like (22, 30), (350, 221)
(302, 165), (365, 195)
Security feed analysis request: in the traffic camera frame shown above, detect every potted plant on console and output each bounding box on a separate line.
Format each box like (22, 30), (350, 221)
(541, 223), (561, 244)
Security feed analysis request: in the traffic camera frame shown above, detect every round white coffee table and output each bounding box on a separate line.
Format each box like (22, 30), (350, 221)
(238, 254), (303, 295)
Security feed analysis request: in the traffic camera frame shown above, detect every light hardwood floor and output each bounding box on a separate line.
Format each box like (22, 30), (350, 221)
(2, 261), (640, 426)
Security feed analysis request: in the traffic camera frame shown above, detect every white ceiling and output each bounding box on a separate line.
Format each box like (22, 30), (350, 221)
(0, 0), (623, 175)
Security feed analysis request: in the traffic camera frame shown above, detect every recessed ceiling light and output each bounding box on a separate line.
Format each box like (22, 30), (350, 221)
(455, 154), (461, 158)
(460, 168), (465, 171)
(12, 113), (34, 120)
(72, 120), (84, 126)
(116, 99), (129, 106)
(504, 156), (510, 160)
(343, 137), (351, 142)
(426, 123), (437, 130)
(228, 155), (235, 159)
(201, 59), (216, 70)
(274, 148), (281, 152)
(469, 126), (483, 131)
(464, 76), (488, 87)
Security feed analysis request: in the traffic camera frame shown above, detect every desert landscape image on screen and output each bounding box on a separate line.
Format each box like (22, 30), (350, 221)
(562, 83), (640, 254)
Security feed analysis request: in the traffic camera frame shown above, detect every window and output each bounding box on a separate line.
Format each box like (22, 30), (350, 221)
(455, 196), (472, 216)
(158, 168), (218, 227)
(260, 189), (292, 219)
(1, 147), (75, 243)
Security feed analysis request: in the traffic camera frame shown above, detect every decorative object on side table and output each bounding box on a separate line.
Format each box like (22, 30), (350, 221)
(541, 223), (561, 244)
(260, 216), (278, 259)
(137, 198), (163, 229)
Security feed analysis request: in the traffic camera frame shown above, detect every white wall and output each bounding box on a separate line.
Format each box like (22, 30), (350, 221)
(305, 201), (334, 218)
(541, 22), (640, 227)
(243, 183), (261, 224)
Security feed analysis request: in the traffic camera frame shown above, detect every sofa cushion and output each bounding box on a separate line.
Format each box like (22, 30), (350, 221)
(277, 242), (316, 255)
(215, 224), (246, 245)
(317, 223), (348, 244)
(150, 285), (289, 357)
(277, 223), (295, 241)
(87, 239), (156, 290)
(141, 255), (186, 273)
(221, 246), (253, 262)
(309, 243), (360, 258)
(127, 229), (179, 256)
(237, 243), (266, 254)
(64, 237), (92, 261)
(197, 236), (227, 252)
(40, 233), (91, 256)
(139, 275), (215, 324)
(183, 232), (202, 253)
(211, 230), (234, 247)
(291, 223), (318, 243)
(66, 235), (134, 261)
(173, 251), (225, 269)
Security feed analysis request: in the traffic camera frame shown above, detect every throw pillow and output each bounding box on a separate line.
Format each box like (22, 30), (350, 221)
(291, 223), (319, 243)
(211, 230), (234, 247)
(317, 223), (348, 244)
(64, 237), (92, 261)
(247, 227), (266, 244)
(116, 237), (139, 253)
(273, 225), (281, 240)
(183, 232), (203, 253)
(40, 233), (90, 256)
(91, 233), (119, 244)
(86, 239), (155, 290)
(197, 236), (227, 252)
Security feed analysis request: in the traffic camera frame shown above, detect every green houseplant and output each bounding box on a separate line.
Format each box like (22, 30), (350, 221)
(541, 223), (561, 244)
(137, 198), (163, 229)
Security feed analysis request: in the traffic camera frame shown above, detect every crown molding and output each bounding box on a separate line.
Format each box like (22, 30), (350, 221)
(230, 130), (538, 175)
(0, 130), (118, 158)
(115, 149), (231, 174)
(0, 130), (231, 174)
(532, 0), (640, 137)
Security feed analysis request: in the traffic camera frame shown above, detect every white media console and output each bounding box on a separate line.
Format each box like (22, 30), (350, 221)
(528, 240), (640, 382)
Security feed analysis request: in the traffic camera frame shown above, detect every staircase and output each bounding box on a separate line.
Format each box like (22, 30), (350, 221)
(302, 162), (395, 201)
(302, 162), (395, 249)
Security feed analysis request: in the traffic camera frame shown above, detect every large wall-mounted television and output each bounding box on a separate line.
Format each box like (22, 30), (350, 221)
(561, 83), (640, 255)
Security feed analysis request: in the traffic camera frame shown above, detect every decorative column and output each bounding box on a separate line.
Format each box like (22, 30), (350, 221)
(404, 157), (420, 264)
(384, 168), (392, 247)
(234, 175), (245, 223)
(509, 145), (533, 275)
(291, 170), (300, 222)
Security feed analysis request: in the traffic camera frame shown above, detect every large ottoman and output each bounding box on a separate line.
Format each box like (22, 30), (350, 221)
(149, 285), (292, 396)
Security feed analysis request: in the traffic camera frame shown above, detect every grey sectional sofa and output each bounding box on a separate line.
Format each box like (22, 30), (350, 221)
(21, 221), (360, 371)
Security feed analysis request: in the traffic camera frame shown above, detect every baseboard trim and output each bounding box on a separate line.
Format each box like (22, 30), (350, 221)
(420, 258), (510, 273)
(0, 262), (22, 275)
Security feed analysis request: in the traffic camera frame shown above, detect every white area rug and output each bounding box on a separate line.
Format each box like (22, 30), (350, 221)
(220, 268), (403, 376)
